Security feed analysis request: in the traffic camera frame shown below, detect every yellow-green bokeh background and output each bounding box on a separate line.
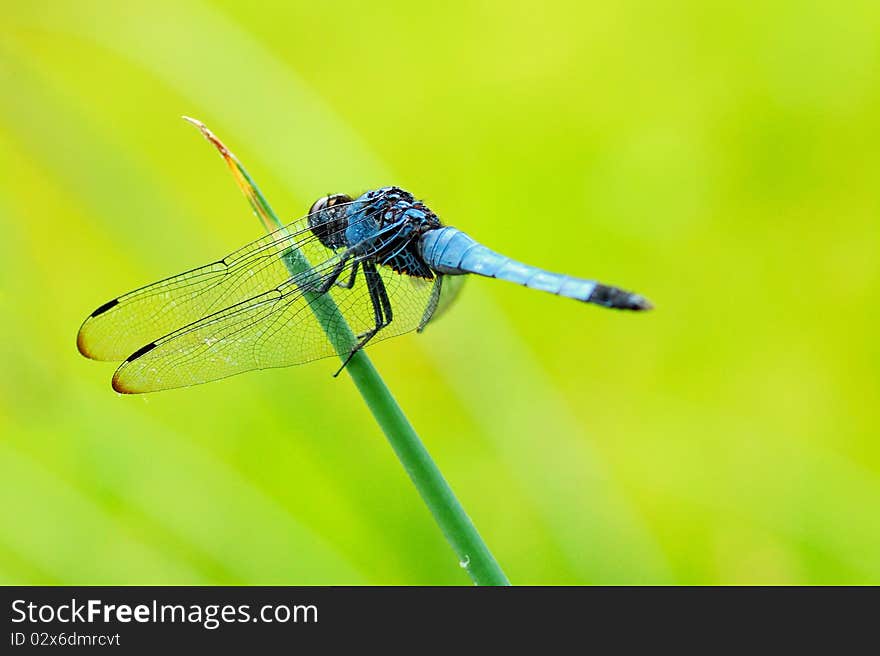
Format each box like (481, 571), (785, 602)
(1, 1), (878, 584)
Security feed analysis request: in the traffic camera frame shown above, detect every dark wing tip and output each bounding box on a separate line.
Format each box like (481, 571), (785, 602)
(76, 327), (94, 359)
(90, 298), (119, 318)
(77, 299), (122, 360)
(111, 375), (136, 394)
(111, 342), (158, 394)
(125, 342), (157, 363)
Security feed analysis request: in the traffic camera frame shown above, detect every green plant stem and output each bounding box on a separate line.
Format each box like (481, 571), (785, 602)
(346, 359), (510, 585)
(188, 118), (510, 585)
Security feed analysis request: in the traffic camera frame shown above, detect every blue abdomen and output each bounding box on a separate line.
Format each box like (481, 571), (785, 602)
(419, 226), (599, 301)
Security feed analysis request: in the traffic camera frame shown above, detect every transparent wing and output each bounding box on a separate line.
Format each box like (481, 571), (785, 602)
(111, 255), (438, 393)
(77, 197), (382, 361)
(434, 274), (466, 325)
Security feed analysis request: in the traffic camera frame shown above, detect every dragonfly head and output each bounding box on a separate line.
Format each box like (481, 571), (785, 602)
(308, 193), (353, 250)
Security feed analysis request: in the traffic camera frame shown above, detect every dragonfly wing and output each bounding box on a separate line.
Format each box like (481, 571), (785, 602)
(112, 288), (318, 393)
(111, 258), (438, 393)
(77, 225), (319, 361)
(430, 274), (466, 328)
(76, 196), (387, 362)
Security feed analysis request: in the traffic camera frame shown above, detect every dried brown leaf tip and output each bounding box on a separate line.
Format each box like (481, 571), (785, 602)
(182, 116), (232, 159)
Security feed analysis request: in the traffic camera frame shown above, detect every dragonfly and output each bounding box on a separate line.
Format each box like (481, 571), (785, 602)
(77, 186), (652, 393)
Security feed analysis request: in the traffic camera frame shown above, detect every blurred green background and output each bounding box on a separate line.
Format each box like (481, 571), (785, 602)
(1, 0), (878, 585)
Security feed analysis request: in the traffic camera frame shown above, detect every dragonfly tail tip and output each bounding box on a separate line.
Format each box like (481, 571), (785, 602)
(589, 284), (654, 311)
(632, 295), (654, 311)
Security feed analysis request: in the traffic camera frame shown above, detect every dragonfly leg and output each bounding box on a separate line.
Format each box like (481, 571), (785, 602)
(333, 260), (392, 377)
(356, 260), (393, 340)
(335, 261), (360, 289)
(374, 263), (393, 326)
(311, 253), (353, 294)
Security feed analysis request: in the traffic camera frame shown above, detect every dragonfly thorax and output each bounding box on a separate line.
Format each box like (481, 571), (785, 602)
(347, 187), (442, 279)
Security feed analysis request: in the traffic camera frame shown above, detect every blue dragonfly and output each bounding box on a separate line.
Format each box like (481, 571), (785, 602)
(78, 187), (652, 393)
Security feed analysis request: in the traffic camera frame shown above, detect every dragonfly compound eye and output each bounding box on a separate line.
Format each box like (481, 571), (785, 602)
(308, 193), (352, 250)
